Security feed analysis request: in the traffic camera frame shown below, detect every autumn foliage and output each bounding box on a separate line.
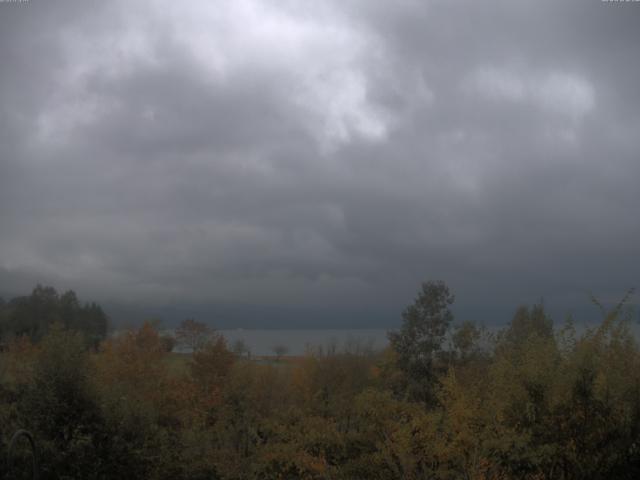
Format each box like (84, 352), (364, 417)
(1, 284), (640, 479)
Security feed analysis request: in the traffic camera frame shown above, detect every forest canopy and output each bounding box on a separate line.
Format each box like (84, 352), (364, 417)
(0, 282), (639, 479)
(0, 285), (108, 345)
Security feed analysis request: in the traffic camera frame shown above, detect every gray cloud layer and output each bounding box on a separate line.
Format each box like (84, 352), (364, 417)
(1, 0), (639, 326)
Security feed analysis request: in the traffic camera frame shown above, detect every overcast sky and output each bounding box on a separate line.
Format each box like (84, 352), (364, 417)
(1, 0), (639, 327)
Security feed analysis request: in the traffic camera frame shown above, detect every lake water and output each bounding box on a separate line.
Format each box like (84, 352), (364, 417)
(216, 329), (389, 356)
(168, 321), (640, 356)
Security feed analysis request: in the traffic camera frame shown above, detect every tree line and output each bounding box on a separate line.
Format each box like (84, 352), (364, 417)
(0, 285), (108, 346)
(0, 282), (639, 479)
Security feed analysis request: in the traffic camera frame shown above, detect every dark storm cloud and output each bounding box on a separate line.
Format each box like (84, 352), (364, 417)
(1, 0), (639, 325)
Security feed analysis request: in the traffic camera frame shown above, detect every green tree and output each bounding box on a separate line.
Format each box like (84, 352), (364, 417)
(451, 320), (483, 362)
(388, 280), (454, 403)
(7, 285), (60, 340)
(19, 324), (102, 478)
(2, 286), (108, 344)
(503, 302), (553, 348)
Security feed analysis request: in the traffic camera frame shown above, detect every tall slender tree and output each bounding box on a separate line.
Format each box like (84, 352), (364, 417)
(388, 280), (455, 403)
